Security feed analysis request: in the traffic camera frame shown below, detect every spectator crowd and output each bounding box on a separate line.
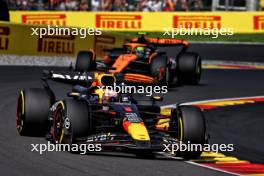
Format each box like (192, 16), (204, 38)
(7, 0), (207, 11)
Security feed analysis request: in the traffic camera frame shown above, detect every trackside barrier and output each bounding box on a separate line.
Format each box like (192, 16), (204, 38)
(9, 11), (264, 33)
(0, 22), (130, 57)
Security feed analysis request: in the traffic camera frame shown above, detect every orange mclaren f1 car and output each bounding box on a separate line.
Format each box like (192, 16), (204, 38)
(75, 35), (202, 86)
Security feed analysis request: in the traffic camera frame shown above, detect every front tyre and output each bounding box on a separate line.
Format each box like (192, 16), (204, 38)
(175, 105), (206, 159)
(52, 99), (91, 145)
(75, 51), (96, 72)
(16, 88), (54, 136)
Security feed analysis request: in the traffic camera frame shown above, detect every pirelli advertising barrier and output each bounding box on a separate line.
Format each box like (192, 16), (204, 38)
(9, 11), (264, 33)
(0, 22), (130, 56)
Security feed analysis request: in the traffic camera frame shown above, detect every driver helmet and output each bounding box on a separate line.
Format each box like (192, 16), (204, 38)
(102, 89), (118, 104)
(134, 46), (145, 57)
(119, 94), (131, 103)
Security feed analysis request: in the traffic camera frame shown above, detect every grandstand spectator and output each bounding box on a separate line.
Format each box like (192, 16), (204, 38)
(3, 0), (218, 11)
(152, 0), (163, 11)
(57, 1), (66, 10)
(65, 0), (78, 11)
(112, 0), (126, 11)
(138, 0), (159, 11)
(91, 0), (100, 11)
(126, 0), (137, 11)
(138, 0), (149, 11)
(163, 0), (175, 11)
(101, 0), (113, 11)
(79, 0), (89, 11)
(189, 0), (204, 10)
(174, 0), (189, 11)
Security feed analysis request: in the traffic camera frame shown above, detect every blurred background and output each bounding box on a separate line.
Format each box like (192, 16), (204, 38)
(4, 0), (264, 11)
(0, 0), (264, 59)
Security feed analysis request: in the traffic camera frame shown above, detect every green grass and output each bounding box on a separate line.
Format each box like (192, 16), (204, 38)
(117, 32), (264, 43)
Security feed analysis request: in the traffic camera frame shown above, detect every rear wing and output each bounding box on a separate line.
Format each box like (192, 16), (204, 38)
(42, 70), (117, 87)
(131, 37), (189, 47)
(42, 70), (96, 86)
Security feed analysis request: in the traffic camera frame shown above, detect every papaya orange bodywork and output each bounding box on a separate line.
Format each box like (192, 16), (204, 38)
(110, 54), (138, 73)
(124, 73), (154, 84)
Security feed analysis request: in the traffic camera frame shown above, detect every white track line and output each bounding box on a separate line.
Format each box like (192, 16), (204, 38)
(185, 160), (241, 176)
(156, 152), (240, 176)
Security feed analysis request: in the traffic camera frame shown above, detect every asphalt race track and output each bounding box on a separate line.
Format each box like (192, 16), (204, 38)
(0, 44), (264, 176)
(0, 66), (263, 176)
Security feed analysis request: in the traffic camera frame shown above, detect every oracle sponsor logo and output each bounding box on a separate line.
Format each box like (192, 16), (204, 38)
(37, 35), (74, 54)
(253, 16), (264, 31)
(0, 26), (10, 50)
(96, 14), (142, 29)
(22, 14), (66, 26)
(94, 35), (115, 57)
(173, 15), (221, 29)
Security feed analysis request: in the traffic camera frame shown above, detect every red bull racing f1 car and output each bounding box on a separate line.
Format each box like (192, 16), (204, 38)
(16, 70), (206, 158)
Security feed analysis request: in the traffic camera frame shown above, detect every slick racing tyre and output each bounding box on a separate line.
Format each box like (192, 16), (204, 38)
(52, 99), (92, 145)
(174, 105), (206, 159)
(177, 52), (201, 85)
(150, 55), (169, 85)
(75, 51), (96, 72)
(16, 88), (54, 136)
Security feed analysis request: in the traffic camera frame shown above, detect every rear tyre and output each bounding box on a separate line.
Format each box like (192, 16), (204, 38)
(150, 55), (169, 85)
(177, 52), (201, 85)
(16, 88), (54, 136)
(75, 51), (96, 72)
(52, 99), (91, 145)
(175, 105), (206, 159)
